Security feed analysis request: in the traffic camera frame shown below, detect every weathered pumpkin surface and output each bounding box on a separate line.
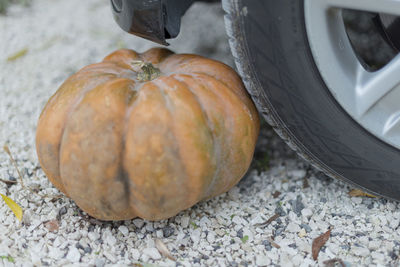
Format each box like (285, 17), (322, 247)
(36, 48), (260, 221)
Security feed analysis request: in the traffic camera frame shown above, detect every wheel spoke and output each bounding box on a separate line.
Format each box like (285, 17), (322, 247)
(323, 0), (400, 15)
(355, 55), (400, 117)
(383, 111), (400, 135)
(305, 0), (400, 149)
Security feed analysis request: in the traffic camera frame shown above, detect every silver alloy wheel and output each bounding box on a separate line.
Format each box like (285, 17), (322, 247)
(304, 0), (400, 149)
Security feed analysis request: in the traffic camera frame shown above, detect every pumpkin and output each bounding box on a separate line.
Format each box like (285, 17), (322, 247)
(36, 48), (259, 221)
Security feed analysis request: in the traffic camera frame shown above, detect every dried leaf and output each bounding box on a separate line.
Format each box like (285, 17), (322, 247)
(254, 213), (279, 227)
(303, 177), (310, 189)
(312, 228), (332, 260)
(323, 258), (346, 267)
(348, 189), (376, 198)
(7, 47), (28, 61)
(272, 191), (281, 198)
(44, 219), (59, 232)
(0, 193), (23, 221)
(267, 236), (280, 249)
(155, 239), (175, 261)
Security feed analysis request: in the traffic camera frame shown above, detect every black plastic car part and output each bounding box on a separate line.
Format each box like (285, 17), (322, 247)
(110, 0), (216, 45)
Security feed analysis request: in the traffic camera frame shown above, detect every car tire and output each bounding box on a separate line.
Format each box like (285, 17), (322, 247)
(222, 0), (400, 200)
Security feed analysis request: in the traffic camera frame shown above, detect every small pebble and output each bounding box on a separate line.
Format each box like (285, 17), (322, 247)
(131, 249), (140, 261)
(143, 248), (161, 260)
(66, 246), (81, 262)
(95, 258), (105, 267)
(353, 246), (370, 257)
(290, 196), (305, 216)
(298, 228), (307, 238)
(301, 208), (313, 218)
(300, 223), (312, 233)
(133, 219), (145, 229)
(286, 222), (301, 233)
(181, 216), (190, 228)
(118, 225), (129, 237)
(255, 255), (270, 266)
(162, 226), (175, 238)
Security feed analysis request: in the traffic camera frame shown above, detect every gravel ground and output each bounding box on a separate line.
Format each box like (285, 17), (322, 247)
(1, 0), (400, 266)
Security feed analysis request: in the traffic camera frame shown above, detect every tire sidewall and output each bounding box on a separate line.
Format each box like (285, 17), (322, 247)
(230, 0), (400, 199)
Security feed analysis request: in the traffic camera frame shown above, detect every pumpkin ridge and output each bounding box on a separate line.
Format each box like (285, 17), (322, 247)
(191, 73), (258, 196)
(122, 81), (188, 219)
(37, 74), (118, 194)
(163, 56), (255, 115)
(159, 54), (201, 73)
(194, 72), (256, 119)
(78, 62), (129, 76)
(193, 72), (257, 126)
(140, 48), (175, 66)
(170, 74), (221, 200)
(150, 78), (189, 184)
(115, 83), (141, 217)
(121, 81), (177, 218)
(154, 77), (216, 205)
(118, 83), (145, 217)
(58, 77), (128, 192)
(60, 78), (137, 220)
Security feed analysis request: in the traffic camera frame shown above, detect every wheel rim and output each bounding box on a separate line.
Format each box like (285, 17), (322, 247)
(304, 0), (400, 149)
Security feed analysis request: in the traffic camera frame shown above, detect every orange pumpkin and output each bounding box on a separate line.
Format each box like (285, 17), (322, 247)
(36, 48), (259, 221)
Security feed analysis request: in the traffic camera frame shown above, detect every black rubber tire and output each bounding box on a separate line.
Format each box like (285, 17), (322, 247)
(222, 0), (400, 200)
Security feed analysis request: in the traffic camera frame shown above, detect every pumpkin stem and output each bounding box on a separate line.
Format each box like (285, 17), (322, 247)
(132, 60), (161, 82)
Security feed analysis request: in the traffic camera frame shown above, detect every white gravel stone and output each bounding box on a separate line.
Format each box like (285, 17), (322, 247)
(103, 230), (117, 246)
(256, 254), (270, 266)
(181, 216), (190, 228)
(190, 228), (202, 244)
(353, 246), (370, 257)
(288, 169), (306, 179)
(286, 222), (301, 233)
(142, 248), (161, 260)
(298, 228), (307, 238)
(242, 228), (254, 242)
(103, 250), (117, 262)
(301, 208), (313, 218)
(132, 219), (144, 229)
(232, 216), (247, 225)
(118, 226), (129, 237)
(66, 246), (81, 262)
(95, 258), (105, 267)
(88, 231), (100, 242)
(207, 232), (216, 243)
(130, 249), (140, 261)
(250, 214), (265, 225)
(48, 247), (63, 260)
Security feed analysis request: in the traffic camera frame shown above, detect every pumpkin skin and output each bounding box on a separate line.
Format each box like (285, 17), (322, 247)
(36, 48), (259, 221)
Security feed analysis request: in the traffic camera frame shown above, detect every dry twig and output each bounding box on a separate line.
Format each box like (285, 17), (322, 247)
(4, 145), (63, 200)
(267, 236), (281, 249)
(0, 178), (17, 185)
(155, 239), (176, 261)
(254, 213), (280, 227)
